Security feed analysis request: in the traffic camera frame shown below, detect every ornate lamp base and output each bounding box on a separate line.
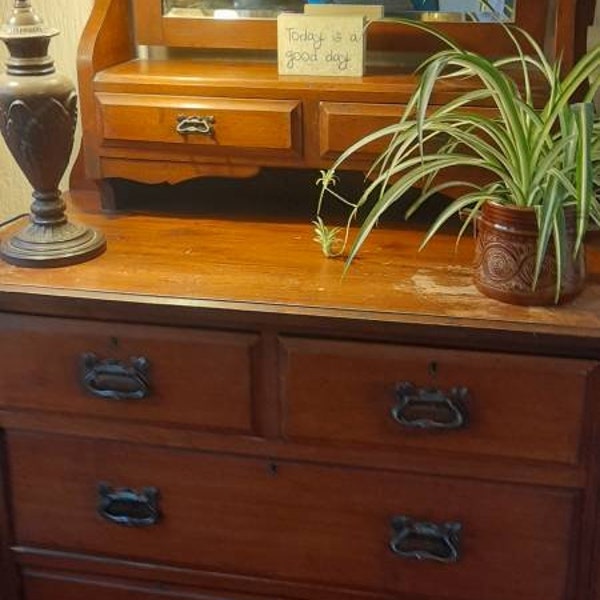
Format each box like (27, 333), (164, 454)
(0, 1), (106, 269)
(0, 219), (106, 267)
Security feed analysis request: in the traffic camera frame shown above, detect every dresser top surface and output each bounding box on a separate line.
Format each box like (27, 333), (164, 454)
(0, 190), (599, 339)
(94, 58), (547, 104)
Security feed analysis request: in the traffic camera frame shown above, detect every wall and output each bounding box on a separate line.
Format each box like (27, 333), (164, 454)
(0, 0), (93, 221)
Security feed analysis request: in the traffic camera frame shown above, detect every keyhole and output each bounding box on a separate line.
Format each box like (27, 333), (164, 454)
(428, 361), (438, 378)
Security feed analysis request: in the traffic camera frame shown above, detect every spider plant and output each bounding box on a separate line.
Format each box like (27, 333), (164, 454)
(316, 22), (600, 302)
(593, 118), (600, 194)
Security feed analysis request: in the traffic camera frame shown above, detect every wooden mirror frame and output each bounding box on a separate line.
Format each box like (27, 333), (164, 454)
(133, 0), (579, 65)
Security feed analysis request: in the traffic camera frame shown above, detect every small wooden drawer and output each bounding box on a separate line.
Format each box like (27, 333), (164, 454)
(0, 314), (258, 434)
(279, 337), (596, 465)
(319, 101), (404, 159)
(10, 431), (577, 600)
(97, 93), (302, 155)
(319, 101), (497, 161)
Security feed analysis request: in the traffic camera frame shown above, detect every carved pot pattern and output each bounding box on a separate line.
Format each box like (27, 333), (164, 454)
(473, 202), (585, 305)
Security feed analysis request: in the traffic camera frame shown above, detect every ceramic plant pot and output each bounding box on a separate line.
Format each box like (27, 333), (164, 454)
(473, 202), (585, 305)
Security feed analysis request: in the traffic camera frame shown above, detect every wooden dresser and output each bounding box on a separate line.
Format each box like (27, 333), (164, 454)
(1, 191), (600, 600)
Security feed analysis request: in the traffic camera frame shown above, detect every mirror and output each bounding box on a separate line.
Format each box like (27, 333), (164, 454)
(163, 0), (515, 21)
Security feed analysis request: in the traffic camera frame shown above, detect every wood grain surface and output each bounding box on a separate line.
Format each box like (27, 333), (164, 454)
(1, 191), (599, 337)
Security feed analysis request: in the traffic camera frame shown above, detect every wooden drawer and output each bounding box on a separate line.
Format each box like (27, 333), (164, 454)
(10, 431), (577, 600)
(280, 337), (595, 465)
(319, 101), (403, 159)
(319, 101), (497, 161)
(22, 571), (264, 600)
(0, 315), (258, 434)
(97, 93), (302, 155)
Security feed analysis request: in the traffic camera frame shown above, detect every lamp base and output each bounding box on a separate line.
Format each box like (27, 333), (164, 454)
(0, 219), (106, 267)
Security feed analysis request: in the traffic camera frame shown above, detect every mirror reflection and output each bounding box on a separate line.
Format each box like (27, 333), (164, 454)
(163, 0), (514, 21)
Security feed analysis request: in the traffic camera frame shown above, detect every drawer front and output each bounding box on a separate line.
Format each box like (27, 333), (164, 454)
(280, 337), (594, 465)
(97, 93), (302, 154)
(319, 101), (403, 159)
(319, 101), (497, 161)
(10, 432), (577, 600)
(23, 572), (260, 600)
(0, 315), (258, 434)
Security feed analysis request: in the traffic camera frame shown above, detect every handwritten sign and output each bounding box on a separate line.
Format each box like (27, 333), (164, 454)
(277, 14), (366, 77)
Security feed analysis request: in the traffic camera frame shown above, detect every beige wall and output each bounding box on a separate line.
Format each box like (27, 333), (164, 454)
(0, 0), (93, 220)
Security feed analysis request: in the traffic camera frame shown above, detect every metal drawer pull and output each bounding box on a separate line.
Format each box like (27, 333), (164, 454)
(97, 483), (161, 527)
(80, 353), (150, 401)
(176, 115), (215, 136)
(392, 382), (468, 430)
(390, 515), (462, 563)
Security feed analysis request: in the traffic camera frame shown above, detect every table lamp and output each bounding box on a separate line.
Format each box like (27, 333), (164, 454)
(0, 0), (105, 267)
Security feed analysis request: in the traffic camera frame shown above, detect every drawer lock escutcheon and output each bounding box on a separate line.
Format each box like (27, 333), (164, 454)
(392, 382), (469, 430)
(97, 483), (161, 527)
(176, 115), (215, 136)
(390, 515), (462, 563)
(80, 353), (150, 401)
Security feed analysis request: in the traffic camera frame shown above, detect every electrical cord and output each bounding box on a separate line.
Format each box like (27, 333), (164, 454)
(0, 213), (28, 229)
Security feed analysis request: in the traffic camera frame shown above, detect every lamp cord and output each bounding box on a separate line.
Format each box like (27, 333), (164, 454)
(0, 213), (28, 229)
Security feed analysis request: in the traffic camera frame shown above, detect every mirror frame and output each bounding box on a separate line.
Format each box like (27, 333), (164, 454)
(133, 0), (576, 65)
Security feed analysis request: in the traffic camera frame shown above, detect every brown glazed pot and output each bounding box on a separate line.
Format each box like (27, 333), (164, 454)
(473, 202), (586, 305)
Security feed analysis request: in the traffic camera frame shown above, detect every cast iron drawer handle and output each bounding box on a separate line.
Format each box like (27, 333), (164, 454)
(97, 483), (161, 527)
(176, 115), (215, 136)
(392, 382), (468, 430)
(80, 353), (150, 401)
(390, 515), (462, 563)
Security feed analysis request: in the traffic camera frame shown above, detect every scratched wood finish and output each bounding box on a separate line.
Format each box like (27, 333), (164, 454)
(1, 191), (600, 337)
